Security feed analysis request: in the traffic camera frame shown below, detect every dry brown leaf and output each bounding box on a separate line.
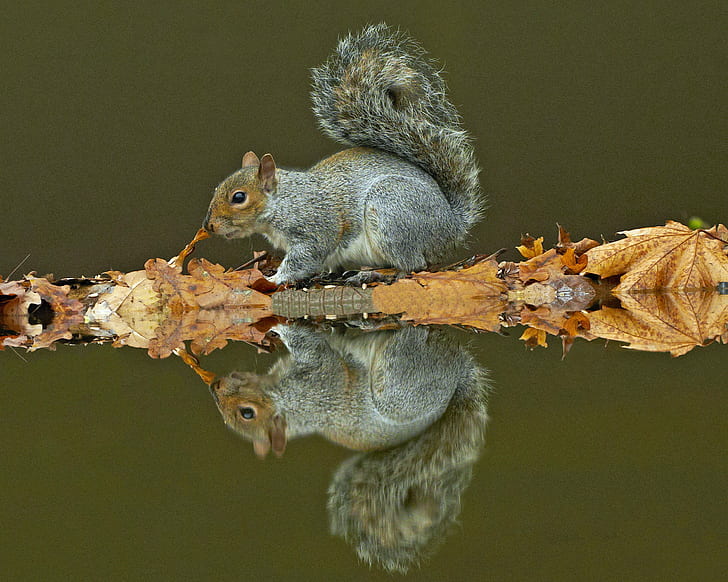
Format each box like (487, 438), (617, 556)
(562, 311), (591, 336)
(24, 278), (85, 350)
(0, 280), (42, 348)
(516, 235), (544, 259)
(145, 258), (273, 312)
(372, 259), (507, 331)
(187, 258), (277, 306)
(556, 225), (600, 255)
(585, 221), (728, 292)
(169, 228), (211, 270)
(561, 248), (588, 274)
(0, 280), (37, 320)
(517, 249), (564, 284)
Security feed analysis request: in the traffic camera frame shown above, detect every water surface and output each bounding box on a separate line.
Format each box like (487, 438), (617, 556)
(1, 3), (726, 580)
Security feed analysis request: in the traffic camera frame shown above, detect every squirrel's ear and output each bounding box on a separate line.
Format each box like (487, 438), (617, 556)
(242, 151), (260, 168)
(270, 415), (287, 457)
(259, 153), (278, 193)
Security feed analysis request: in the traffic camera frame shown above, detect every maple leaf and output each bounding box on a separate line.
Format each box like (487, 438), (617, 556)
(585, 221), (728, 292)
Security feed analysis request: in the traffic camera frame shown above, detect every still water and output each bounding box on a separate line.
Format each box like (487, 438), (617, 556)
(1, 3), (726, 581)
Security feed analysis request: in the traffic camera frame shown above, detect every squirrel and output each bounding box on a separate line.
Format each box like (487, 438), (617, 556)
(203, 24), (481, 284)
(208, 323), (484, 458)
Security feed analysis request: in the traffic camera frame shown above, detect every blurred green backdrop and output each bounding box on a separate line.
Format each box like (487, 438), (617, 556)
(1, 2), (726, 581)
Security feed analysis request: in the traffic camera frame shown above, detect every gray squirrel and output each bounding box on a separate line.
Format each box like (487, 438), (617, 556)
(208, 323), (489, 572)
(203, 24), (482, 284)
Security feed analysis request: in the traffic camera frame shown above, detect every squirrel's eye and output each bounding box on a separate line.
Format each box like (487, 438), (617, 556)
(231, 191), (247, 204)
(239, 406), (256, 420)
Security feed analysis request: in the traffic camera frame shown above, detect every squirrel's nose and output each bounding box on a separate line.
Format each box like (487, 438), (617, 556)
(203, 210), (215, 233)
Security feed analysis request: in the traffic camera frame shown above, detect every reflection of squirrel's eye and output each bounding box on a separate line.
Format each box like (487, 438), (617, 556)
(239, 406), (256, 420)
(231, 191), (247, 204)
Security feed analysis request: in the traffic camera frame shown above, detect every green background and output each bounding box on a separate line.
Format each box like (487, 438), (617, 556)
(1, 2), (726, 580)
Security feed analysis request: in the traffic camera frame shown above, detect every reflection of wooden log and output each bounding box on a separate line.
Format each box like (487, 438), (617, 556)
(272, 286), (375, 319)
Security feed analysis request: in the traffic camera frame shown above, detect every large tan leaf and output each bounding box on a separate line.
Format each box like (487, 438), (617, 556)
(585, 221), (728, 292)
(372, 259), (507, 331)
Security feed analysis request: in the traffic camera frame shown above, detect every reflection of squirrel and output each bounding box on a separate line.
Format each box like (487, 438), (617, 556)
(204, 24), (481, 284)
(209, 324), (481, 457)
(328, 368), (489, 573)
(209, 323), (489, 572)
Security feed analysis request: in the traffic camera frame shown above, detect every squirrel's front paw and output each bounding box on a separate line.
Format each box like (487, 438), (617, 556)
(266, 271), (291, 286)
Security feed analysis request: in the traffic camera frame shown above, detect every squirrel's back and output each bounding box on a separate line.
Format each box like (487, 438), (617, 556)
(311, 24), (482, 236)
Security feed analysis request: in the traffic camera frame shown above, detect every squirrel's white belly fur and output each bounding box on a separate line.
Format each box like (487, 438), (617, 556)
(324, 227), (386, 271)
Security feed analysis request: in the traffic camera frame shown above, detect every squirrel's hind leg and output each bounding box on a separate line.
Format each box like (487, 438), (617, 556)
(366, 177), (458, 273)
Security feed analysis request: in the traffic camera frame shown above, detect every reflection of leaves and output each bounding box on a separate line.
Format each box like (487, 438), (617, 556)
(519, 328), (547, 348)
(585, 221), (728, 292)
(588, 291), (728, 356)
(518, 306), (593, 343)
(143, 257), (275, 358)
(372, 259), (507, 331)
(147, 310), (277, 359)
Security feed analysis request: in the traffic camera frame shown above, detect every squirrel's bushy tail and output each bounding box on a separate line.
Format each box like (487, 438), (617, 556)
(311, 24), (482, 232)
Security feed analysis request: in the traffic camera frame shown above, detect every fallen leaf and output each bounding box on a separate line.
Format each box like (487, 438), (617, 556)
(145, 258), (273, 312)
(561, 248), (588, 274)
(585, 221), (728, 292)
(556, 225), (600, 255)
(516, 235), (544, 259)
(372, 259), (507, 331)
(517, 249), (563, 284)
